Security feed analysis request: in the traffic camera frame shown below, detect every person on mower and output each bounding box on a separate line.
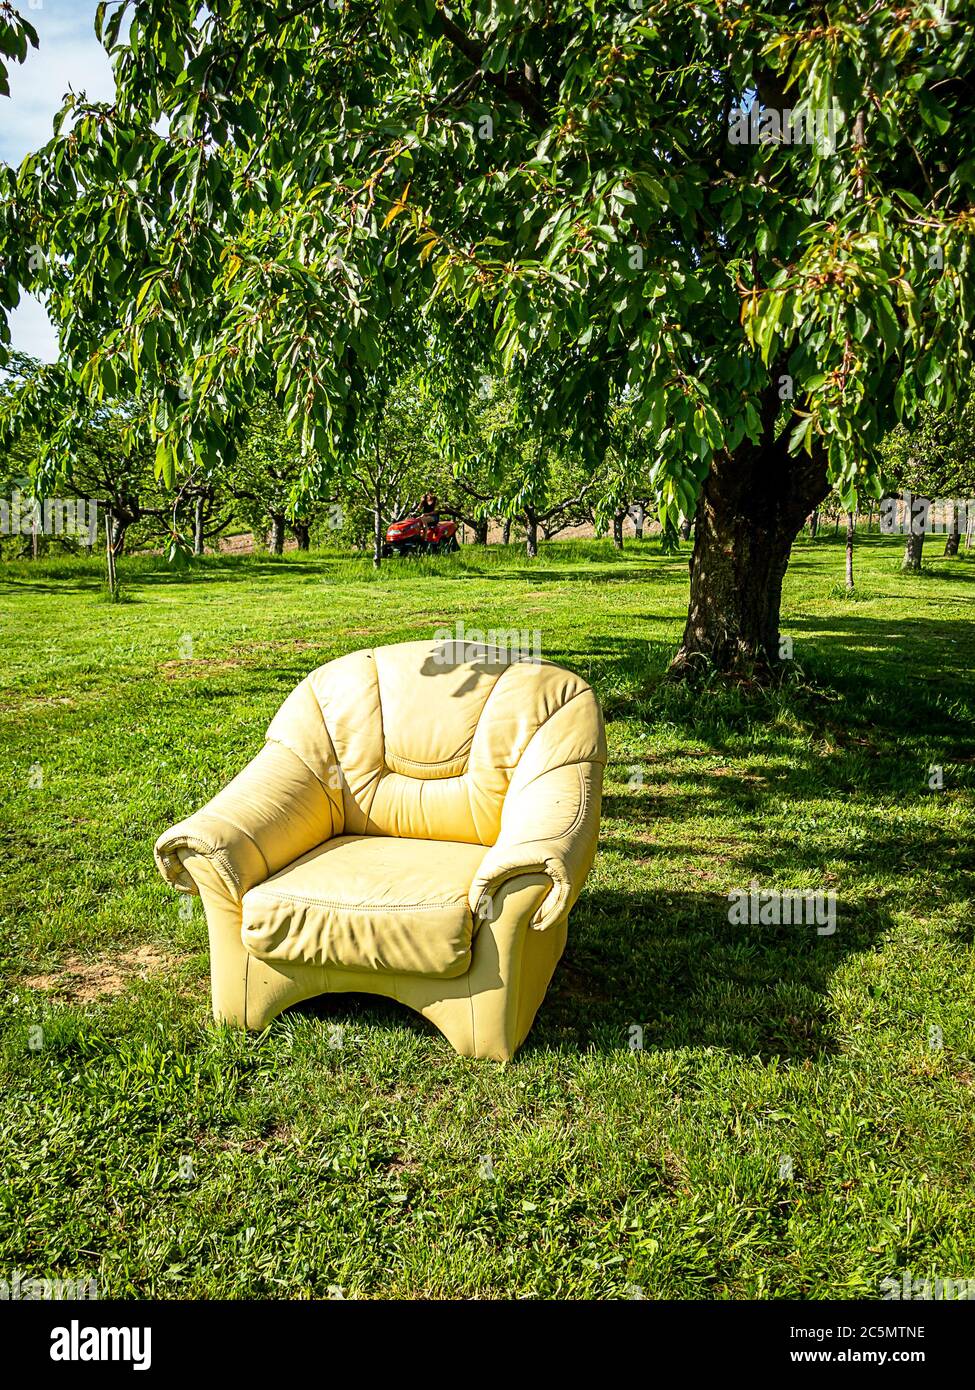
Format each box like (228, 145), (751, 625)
(419, 491), (440, 526)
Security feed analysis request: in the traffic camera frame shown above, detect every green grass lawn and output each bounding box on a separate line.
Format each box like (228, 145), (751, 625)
(1, 533), (973, 1299)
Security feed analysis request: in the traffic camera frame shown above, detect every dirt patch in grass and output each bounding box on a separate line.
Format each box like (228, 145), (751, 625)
(21, 945), (179, 1001)
(215, 1123), (295, 1154)
(160, 641), (324, 678)
(231, 639), (320, 655)
(159, 657), (247, 679)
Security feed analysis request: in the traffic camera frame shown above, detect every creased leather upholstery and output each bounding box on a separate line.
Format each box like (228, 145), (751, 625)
(154, 639), (606, 1059)
(241, 835), (487, 977)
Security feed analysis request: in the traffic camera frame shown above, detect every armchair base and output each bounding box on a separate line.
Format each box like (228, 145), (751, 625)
(186, 853), (563, 1061)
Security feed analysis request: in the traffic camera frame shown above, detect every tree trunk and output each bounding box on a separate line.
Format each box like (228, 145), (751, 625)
(110, 514), (128, 557)
(293, 520), (310, 551)
(670, 444), (828, 678)
(944, 508), (960, 557)
(808, 509), (819, 538)
(612, 509), (625, 550)
(632, 502), (645, 540)
(502, 518), (511, 545)
(193, 496), (205, 555)
(679, 514), (692, 542)
(902, 529), (925, 570)
(268, 514), (285, 555)
(105, 507), (119, 598)
(901, 494), (929, 571)
(845, 510), (856, 591)
(525, 509), (538, 559)
(474, 517), (488, 545)
(373, 494), (383, 569)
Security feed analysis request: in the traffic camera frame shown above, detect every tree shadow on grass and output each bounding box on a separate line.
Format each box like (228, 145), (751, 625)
(0, 557), (334, 595)
(786, 612), (975, 689)
(528, 884), (888, 1061)
(551, 613), (974, 749)
(441, 563), (688, 584)
(537, 621), (971, 1060)
(0, 575), (111, 597)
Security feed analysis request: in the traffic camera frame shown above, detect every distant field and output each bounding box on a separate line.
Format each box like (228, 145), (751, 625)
(0, 533), (973, 1299)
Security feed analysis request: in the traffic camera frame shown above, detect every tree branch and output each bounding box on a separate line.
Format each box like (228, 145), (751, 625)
(431, 9), (549, 131)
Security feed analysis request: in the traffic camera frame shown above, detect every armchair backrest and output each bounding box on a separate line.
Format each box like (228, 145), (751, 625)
(264, 639), (606, 845)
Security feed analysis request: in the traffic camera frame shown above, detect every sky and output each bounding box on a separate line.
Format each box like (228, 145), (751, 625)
(1, 1), (114, 361)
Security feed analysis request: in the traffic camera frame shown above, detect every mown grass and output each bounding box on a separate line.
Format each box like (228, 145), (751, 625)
(0, 533), (973, 1299)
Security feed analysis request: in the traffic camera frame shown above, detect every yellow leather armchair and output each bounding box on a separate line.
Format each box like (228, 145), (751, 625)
(154, 639), (605, 1060)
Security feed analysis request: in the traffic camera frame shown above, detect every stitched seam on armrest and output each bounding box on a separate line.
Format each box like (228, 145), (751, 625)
(513, 756), (598, 800)
(210, 816), (271, 884)
(211, 849), (241, 895)
(565, 763), (589, 839)
(495, 764), (589, 856)
(163, 835), (243, 896)
(365, 653), (385, 833)
(475, 767), (586, 918)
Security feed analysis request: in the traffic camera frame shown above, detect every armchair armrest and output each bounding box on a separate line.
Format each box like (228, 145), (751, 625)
(469, 759), (603, 933)
(154, 739), (342, 901)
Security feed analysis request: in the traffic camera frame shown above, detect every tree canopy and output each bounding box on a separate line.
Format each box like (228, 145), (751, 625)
(2, 1), (973, 669)
(1, 3), (970, 486)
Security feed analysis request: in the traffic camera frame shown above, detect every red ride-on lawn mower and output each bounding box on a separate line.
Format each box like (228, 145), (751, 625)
(382, 514), (460, 557)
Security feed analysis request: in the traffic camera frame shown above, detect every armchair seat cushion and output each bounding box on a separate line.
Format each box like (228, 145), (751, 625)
(240, 834), (488, 978)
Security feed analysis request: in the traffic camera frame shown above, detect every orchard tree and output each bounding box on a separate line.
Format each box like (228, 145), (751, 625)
(177, 465), (236, 554)
(231, 395), (330, 553)
(1, 353), (181, 585)
(423, 378), (513, 544)
(881, 387), (975, 568)
(437, 369), (599, 555)
(334, 365), (440, 566)
(1, 2), (974, 674)
(0, 350), (40, 558)
(503, 446), (592, 558)
(597, 397), (655, 550)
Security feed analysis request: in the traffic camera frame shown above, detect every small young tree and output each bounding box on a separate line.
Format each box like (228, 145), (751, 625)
(845, 509), (857, 592)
